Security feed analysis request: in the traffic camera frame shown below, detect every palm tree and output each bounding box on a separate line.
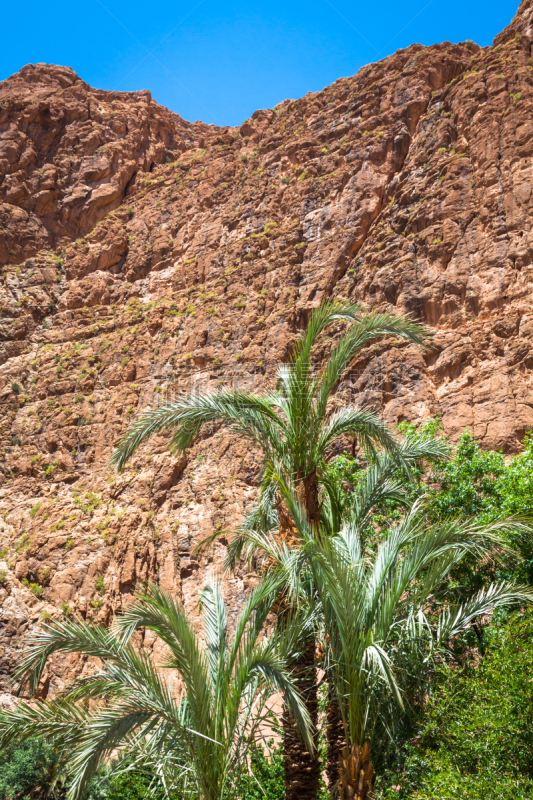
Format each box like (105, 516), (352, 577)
(110, 301), (429, 800)
(275, 486), (533, 799)
(228, 433), (450, 793)
(111, 301), (428, 531)
(0, 577), (311, 800)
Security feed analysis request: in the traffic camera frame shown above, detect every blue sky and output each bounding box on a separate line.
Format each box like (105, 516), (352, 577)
(1, 0), (519, 127)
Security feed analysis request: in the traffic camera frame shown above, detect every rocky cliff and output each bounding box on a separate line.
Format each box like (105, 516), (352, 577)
(1, 2), (533, 694)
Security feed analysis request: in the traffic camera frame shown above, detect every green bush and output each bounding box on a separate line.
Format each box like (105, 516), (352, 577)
(236, 744), (285, 800)
(378, 611), (533, 799)
(0, 740), (172, 800)
(327, 426), (533, 585)
(0, 738), (286, 799)
(103, 770), (166, 800)
(0, 736), (64, 799)
(427, 430), (533, 587)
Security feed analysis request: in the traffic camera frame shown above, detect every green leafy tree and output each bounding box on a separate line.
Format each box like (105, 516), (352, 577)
(427, 430), (533, 583)
(0, 579), (310, 800)
(381, 611), (533, 800)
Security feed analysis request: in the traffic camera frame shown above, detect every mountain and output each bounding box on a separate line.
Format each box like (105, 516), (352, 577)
(1, 2), (533, 694)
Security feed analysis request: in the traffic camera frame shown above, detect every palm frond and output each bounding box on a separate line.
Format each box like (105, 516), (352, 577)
(435, 582), (533, 642)
(315, 312), (429, 422)
(15, 618), (125, 696)
(199, 579), (228, 690)
(0, 698), (90, 751)
(111, 391), (286, 471)
(290, 301), (362, 372)
(316, 405), (399, 460)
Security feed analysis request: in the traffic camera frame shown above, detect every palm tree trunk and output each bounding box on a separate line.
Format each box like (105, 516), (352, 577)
(282, 636), (320, 800)
(326, 682), (345, 797)
(337, 743), (375, 800)
(277, 478), (321, 800)
(303, 468), (321, 528)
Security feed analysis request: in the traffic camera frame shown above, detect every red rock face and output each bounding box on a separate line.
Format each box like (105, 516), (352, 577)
(1, 3), (533, 693)
(0, 64), (213, 261)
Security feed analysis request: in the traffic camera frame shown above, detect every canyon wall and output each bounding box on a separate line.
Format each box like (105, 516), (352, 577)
(1, 2), (533, 693)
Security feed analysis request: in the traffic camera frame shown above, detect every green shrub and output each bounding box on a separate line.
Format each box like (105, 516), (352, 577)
(15, 533), (32, 553)
(236, 744), (285, 800)
(379, 612), (533, 799)
(102, 769), (177, 800)
(0, 736), (287, 799)
(0, 739), (171, 800)
(22, 578), (45, 597)
(0, 737), (63, 799)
